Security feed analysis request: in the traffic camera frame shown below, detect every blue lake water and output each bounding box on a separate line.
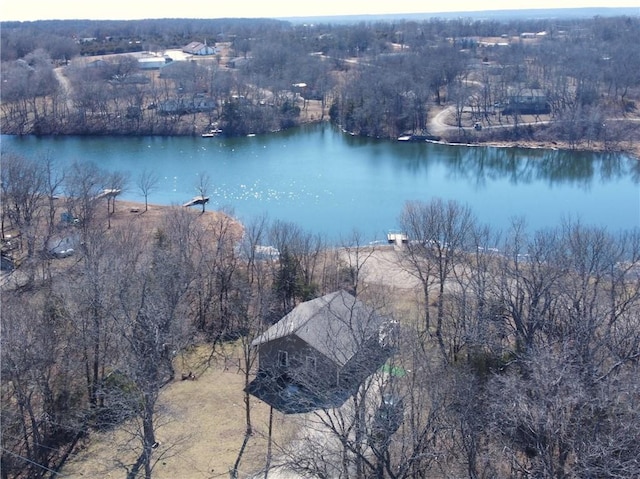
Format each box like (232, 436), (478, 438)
(2, 124), (639, 243)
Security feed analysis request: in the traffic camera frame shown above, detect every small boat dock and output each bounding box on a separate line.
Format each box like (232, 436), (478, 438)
(201, 128), (222, 138)
(183, 196), (210, 207)
(387, 230), (408, 246)
(397, 134), (441, 142)
(94, 188), (122, 200)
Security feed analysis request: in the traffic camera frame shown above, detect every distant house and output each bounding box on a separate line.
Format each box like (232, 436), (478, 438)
(182, 41), (216, 56)
(158, 96), (215, 115)
(503, 88), (550, 115)
(247, 290), (395, 413)
(226, 56), (249, 69)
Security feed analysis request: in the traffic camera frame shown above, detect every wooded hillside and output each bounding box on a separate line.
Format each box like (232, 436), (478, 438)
(2, 15), (640, 154)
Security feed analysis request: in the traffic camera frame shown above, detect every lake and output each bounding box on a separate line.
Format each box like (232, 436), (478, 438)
(2, 124), (639, 244)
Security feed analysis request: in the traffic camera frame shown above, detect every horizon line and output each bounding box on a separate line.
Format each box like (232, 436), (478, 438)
(2, 5), (639, 23)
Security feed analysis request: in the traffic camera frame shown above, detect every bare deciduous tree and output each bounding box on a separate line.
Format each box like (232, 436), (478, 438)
(400, 198), (475, 360)
(136, 168), (160, 212)
(104, 170), (128, 228)
(1, 288), (86, 479)
(63, 161), (105, 237)
(0, 153), (48, 285)
(195, 171), (211, 213)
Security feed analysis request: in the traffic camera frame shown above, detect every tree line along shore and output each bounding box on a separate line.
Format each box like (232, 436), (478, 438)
(2, 15), (640, 158)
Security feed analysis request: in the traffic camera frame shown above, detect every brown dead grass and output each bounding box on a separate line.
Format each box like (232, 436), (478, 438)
(61, 344), (297, 479)
(108, 199), (242, 236)
(52, 203), (295, 478)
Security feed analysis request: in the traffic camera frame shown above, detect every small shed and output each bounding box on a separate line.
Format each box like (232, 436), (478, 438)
(247, 290), (393, 413)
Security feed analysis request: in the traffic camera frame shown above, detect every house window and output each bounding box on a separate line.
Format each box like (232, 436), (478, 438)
(306, 356), (317, 371)
(278, 350), (289, 368)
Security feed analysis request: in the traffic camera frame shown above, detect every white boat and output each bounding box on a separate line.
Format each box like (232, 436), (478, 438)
(201, 129), (222, 138)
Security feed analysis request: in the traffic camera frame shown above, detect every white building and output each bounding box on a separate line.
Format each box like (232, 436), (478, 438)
(137, 57), (169, 69)
(182, 41), (216, 56)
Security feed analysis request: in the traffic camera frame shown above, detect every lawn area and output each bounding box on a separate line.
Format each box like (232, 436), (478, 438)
(62, 345), (296, 479)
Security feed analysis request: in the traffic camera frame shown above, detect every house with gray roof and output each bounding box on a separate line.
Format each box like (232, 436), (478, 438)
(247, 290), (394, 413)
(503, 87), (550, 114)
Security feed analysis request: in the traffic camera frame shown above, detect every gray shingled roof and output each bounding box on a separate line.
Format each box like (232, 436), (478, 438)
(251, 290), (384, 366)
(183, 41), (204, 53)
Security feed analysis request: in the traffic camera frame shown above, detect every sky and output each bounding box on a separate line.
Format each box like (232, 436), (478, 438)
(2, 0), (639, 22)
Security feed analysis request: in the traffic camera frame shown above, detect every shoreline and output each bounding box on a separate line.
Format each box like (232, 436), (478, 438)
(425, 105), (640, 161)
(435, 137), (640, 161)
(3, 120), (637, 161)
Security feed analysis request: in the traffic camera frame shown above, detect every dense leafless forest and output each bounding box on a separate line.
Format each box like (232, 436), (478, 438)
(2, 12), (640, 479)
(1, 14), (640, 152)
(1, 151), (639, 478)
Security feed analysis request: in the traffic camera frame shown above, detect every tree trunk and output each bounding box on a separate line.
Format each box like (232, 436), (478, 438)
(264, 406), (273, 479)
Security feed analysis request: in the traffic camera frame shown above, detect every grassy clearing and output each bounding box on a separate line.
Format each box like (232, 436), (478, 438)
(61, 345), (295, 479)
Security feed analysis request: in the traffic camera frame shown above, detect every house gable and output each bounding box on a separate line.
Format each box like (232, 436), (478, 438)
(248, 290), (392, 413)
(504, 87), (550, 114)
(252, 290), (384, 367)
(256, 335), (339, 389)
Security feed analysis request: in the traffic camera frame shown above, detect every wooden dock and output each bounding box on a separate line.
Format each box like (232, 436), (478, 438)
(94, 188), (122, 200)
(183, 196), (210, 207)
